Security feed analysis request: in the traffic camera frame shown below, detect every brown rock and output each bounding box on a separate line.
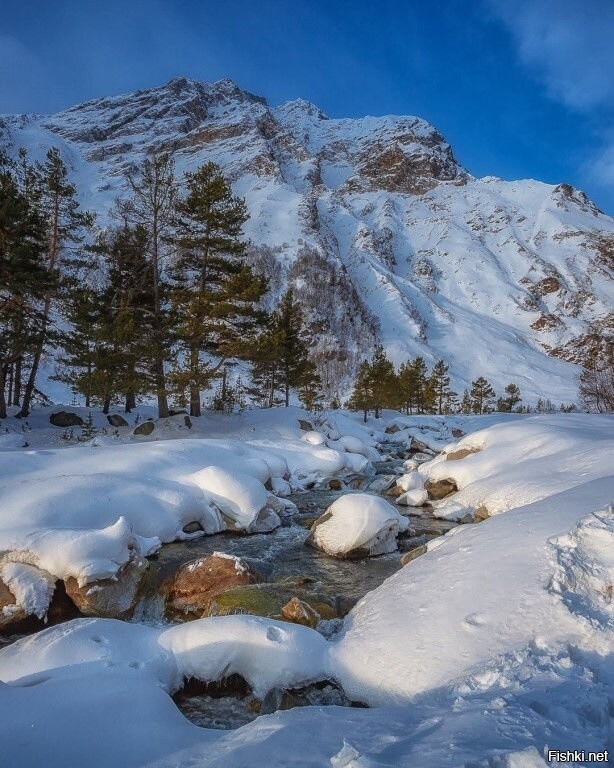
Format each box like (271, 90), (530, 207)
(65, 553), (147, 618)
(328, 478), (343, 491)
(446, 447), (481, 461)
(133, 420), (155, 436)
(473, 505), (490, 522)
(281, 597), (320, 628)
(107, 414), (129, 428)
(451, 428), (465, 438)
(166, 553), (262, 617)
(401, 544), (428, 566)
(49, 411), (84, 427)
(0, 578), (25, 627)
(385, 423), (401, 434)
(424, 478), (458, 500)
(409, 439), (432, 455)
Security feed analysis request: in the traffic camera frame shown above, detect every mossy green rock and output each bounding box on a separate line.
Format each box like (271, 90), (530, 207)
(204, 583), (336, 621)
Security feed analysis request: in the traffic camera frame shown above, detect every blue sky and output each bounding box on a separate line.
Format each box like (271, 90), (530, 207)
(1, 0), (612, 212)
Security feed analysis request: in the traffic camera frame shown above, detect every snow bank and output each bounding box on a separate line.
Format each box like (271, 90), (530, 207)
(190, 466), (270, 530)
(420, 414), (614, 519)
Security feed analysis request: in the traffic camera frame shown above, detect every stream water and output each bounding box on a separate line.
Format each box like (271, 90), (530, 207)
(1, 442), (461, 730)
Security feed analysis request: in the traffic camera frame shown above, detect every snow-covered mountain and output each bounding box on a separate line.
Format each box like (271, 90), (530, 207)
(2, 77), (613, 402)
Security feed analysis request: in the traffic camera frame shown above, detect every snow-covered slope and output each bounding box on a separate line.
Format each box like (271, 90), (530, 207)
(2, 77), (613, 402)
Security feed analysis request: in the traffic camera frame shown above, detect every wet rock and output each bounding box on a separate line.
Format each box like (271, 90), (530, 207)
(425, 477), (458, 500)
(281, 597), (320, 628)
(106, 414), (128, 428)
(182, 521), (204, 534)
(49, 411), (84, 427)
(473, 505), (490, 522)
(401, 544), (428, 565)
(133, 420), (155, 436)
(205, 583), (336, 621)
(409, 439), (433, 455)
(167, 553), (262, 618)
(366, 474), (397, 494)
(385, 423), (401, 434)
(298, 419), (313, 431)
(65, 552), (148, 618)
(446, 446), (481, 461)
(328, 478), (344, 491)
(451, 428), (465, 438)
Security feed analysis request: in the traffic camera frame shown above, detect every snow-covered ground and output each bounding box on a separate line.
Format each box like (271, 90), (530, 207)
(0, 408), (612, 767)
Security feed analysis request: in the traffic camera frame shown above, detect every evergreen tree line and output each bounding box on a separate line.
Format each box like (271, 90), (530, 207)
(0, 149), (321, 417)
(347, 346), (525, 422)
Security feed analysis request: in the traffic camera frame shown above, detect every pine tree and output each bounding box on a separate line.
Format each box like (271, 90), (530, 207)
(348, 359), (375, 423)
(348, 346), (397, 420)
(250, 290), (319, 408)
(470, 376), (496, 414)
(18, 148), (93, 417)
(497, 383), (521, 412)
(117, 152), (177, 418)
(430, 359), (452, 415)
(171, 162), (266, 416)
(0, 153), (49, 417)
(460, 388), (472, 414)
(54, 224), (153, 412)
(398, 361), (418, 415)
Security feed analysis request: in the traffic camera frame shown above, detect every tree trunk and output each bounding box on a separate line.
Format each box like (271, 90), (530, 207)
(363, 407), (367, 423)
(12, 357), (21, 406)
(189, 345), (201, 417)
(7, 363), (13, 406)
(285, 381), (290, 408)
(102, 396), (111, 415)
(0, 366), (7, 419)
(125, 392), (136, 413)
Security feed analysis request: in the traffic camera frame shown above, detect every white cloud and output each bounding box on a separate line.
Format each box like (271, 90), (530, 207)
(485, 0), (614, 111)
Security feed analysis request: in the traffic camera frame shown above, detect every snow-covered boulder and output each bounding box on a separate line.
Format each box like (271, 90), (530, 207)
(306, 494), (408, 559)
(302, 431), (326, 446)
(397, 488), (429, 507)
(0, 563), (56, 627)
(190, 466), (279, 533)
(64, 551), (148, 619)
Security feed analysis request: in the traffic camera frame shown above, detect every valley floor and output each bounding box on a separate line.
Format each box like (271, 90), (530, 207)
(0, 407), (612, 767)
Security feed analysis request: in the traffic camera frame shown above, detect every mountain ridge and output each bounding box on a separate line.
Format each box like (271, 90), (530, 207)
(1, 77), (612, 403)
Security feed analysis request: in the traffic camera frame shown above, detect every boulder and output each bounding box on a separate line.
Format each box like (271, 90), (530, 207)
(473, 505), (490, 522)
(401, 544), (428, 566)
(204, 583), (335, 621)
(49, 411), (84, 427)
(280, 597), (320, 628)
(409, 439), (433, 455)
(166, 553), (262, 618)
(446, 446), (481, 461)
(106, 414), (129, 428)
(298, 419), (313, 432)
(182, 521), (204, 534)
(425, 478), (458, 500)
(0, 577), (25, 628)
(385, 423), (401, 434)
(451, 428), (465, 438)
(133, 420), (155, 436)
(65, 552), (147, 618)
(328, 478), (344, 491)
(396, 488), (429, 507)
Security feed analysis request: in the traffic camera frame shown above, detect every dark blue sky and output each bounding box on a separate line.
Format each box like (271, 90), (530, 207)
(1, 0), (613, 211)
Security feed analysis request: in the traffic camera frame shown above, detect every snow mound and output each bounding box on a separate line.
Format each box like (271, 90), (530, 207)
(548, 506), (614, 629)
(190, 466), (271, 531)
(308, 494), (408, 557)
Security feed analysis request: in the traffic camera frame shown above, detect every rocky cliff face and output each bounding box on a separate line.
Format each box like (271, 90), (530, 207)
(2, 77), (612, 401)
